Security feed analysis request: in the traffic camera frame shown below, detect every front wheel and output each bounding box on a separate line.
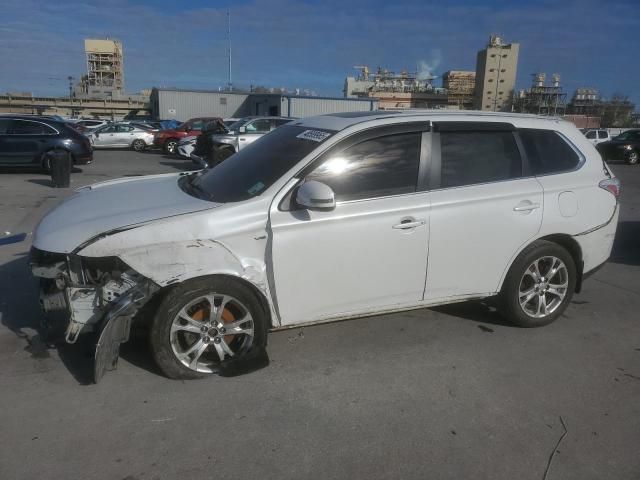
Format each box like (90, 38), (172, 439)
(150, 277), (267, 379)
(625, 150), (639, 165)
(499, 240), (576, 327)
(164, 139), (178, 155)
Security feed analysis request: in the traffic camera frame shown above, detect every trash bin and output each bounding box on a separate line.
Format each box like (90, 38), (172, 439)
(48, 150), (71, 188)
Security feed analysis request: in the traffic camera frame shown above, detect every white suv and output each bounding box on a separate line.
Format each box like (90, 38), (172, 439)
(31, 111), (620, 381)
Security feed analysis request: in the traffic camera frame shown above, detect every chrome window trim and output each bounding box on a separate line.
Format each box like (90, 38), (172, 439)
(9, 119), (59, 136)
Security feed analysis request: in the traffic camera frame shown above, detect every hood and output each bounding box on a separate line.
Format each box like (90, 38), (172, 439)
(33, 173), (220, 253)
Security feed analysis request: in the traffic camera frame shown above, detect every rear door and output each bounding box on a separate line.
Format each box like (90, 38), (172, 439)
(3, 119), (56, 165)
(0, 118), (12, 164)
(424, 122), (543, 301)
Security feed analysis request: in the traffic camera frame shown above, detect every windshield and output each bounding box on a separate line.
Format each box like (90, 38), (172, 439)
(186, 125), (335, 203)
(614, 130), (640, 141)
(225, 119), (248, 132)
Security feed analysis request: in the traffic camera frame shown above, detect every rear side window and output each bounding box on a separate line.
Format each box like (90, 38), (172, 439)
(519, 129), (580, 175)
(9, 120), (56, 135)
(439, 131), (521, 188)
(305, 132), (421, 202)
(585, 130), (597, 139)
(597, 130), (608, 139)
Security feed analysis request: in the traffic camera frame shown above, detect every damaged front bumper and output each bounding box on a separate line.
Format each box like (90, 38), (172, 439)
(31, 247), (159, 381)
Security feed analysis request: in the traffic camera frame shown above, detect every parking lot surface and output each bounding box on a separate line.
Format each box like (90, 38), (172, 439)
(1, 150), (639, 480)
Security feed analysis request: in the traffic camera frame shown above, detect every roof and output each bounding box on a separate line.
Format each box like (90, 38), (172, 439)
(293, 109), (569, 132)
(152, 87), (377, 103)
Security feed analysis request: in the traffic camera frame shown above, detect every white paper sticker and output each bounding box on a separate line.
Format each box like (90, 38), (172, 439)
(296, 130), (331, 142)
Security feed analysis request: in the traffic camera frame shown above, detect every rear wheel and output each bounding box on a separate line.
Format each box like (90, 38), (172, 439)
(625, 150), (639, 165)
(150, 277), (267, 379)
(499, 240), (576, 327)
(164, 139), (178, 155)
(132, 139), (146, 152)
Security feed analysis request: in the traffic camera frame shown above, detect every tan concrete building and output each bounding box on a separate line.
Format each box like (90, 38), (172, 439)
(78, 39), (125, 99)
(474, 36), (519, 111)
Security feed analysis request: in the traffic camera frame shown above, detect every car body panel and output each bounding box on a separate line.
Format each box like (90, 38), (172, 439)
(32, 174), (218, 253)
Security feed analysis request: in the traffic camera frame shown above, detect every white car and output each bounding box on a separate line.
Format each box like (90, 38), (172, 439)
(31, 111), (619, 381)
(176, 136), (197, 159)
(583, 129), (610, 145)
(88, 123), (155, 151)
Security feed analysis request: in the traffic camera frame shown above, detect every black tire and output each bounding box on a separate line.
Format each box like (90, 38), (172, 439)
(624, 150), (639, 165)
(499, 240), (576, 327)
(163, 139), (178, 155)
(150, 276), (268, 379)
(132, 139), (146, 152)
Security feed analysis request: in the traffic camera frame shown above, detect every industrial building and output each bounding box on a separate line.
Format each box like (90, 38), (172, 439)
(343, 66), (450, 110)
(513, 73), (567, 116)
(474, 35), (519, 111)
(150, 88), (378, 121)
(75, 39), (125, 99)
(442, 70), (475, 109)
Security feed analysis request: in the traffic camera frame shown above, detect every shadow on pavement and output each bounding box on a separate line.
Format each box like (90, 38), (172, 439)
(609, 221), (640, 266)
(159, 160), (199, 171)
(431, 299), (513, 327)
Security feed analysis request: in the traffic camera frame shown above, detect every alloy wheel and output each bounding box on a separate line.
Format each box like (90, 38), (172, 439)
(518, 256), (569, 318)
(169, 293), (255, 373)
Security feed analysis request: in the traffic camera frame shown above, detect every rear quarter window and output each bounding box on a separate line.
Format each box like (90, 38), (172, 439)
(519, 129), (580, 175)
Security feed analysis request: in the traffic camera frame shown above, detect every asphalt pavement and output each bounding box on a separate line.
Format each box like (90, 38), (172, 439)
(0, 150), (638, 480)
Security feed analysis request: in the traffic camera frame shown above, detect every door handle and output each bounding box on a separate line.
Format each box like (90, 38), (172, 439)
(240, 138), (246, 141)
(513, 202), (540, 212)
(393, 219), (426, 230)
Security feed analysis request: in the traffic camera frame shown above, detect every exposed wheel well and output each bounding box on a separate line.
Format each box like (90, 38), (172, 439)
(537, 234), (584, 293)
(136, 274), (274, 330)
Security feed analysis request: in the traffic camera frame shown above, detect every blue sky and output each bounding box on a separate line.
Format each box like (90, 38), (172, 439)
(0, 0), (638, 105)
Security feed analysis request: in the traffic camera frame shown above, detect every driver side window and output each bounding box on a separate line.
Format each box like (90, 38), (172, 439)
(304, 132), (422, 202)
(245, 119), (271, 133)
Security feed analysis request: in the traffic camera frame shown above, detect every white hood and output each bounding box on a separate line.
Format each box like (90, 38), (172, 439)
(33, 173), (219, 253)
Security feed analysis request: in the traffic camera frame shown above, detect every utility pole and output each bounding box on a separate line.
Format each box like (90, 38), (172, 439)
(67, 76), (75, 102)
(227, 10), (232, 92)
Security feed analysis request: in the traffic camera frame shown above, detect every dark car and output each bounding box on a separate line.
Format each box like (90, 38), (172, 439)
(0, 116), (93, 169)
(596, 129), (640, 165)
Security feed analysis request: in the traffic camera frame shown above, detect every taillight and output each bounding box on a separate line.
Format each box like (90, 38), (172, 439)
(599, 178), (621, 199)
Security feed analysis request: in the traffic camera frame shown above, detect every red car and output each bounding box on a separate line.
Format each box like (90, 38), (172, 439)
(153, 117), (222, 155)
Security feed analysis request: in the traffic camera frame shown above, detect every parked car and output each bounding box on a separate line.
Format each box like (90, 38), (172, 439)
(596, 129), (640, 164)
(0, 115), (92, 168)
(30, 111), (619, 381)
(130, 121), (162, 132)
(88, 123), (155, 151)
(153, 117), (222, 154)
(582, 129), (610, 145)
(176, 136), (198, 159)
(209, 116), (293, 154)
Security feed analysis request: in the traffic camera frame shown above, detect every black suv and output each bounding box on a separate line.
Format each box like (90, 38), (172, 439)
(596, 129), (640, 165)
(0, 116), (93, 168)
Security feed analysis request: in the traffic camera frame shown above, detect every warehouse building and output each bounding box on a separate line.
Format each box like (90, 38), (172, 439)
(150, 88), (378, 121)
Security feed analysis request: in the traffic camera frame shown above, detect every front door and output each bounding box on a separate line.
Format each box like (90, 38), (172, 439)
(93, 125), (117, 146)
(424, 124), (543, 300)
(269, 126), (431, 326)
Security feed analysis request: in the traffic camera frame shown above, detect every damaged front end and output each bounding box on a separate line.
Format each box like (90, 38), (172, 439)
(30, 247), (159, 382)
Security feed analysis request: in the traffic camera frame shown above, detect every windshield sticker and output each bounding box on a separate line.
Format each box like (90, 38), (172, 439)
(296, 130), (331, 142)
(247, 181), (265, 196)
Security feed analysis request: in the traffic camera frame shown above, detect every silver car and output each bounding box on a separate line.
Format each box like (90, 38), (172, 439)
(88, 123), (155, 151)
(211, 116), (293, 153)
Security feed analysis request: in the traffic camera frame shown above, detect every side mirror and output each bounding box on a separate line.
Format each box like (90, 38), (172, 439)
(239, 126), (246, 133)
(295, 181), (335, 211)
